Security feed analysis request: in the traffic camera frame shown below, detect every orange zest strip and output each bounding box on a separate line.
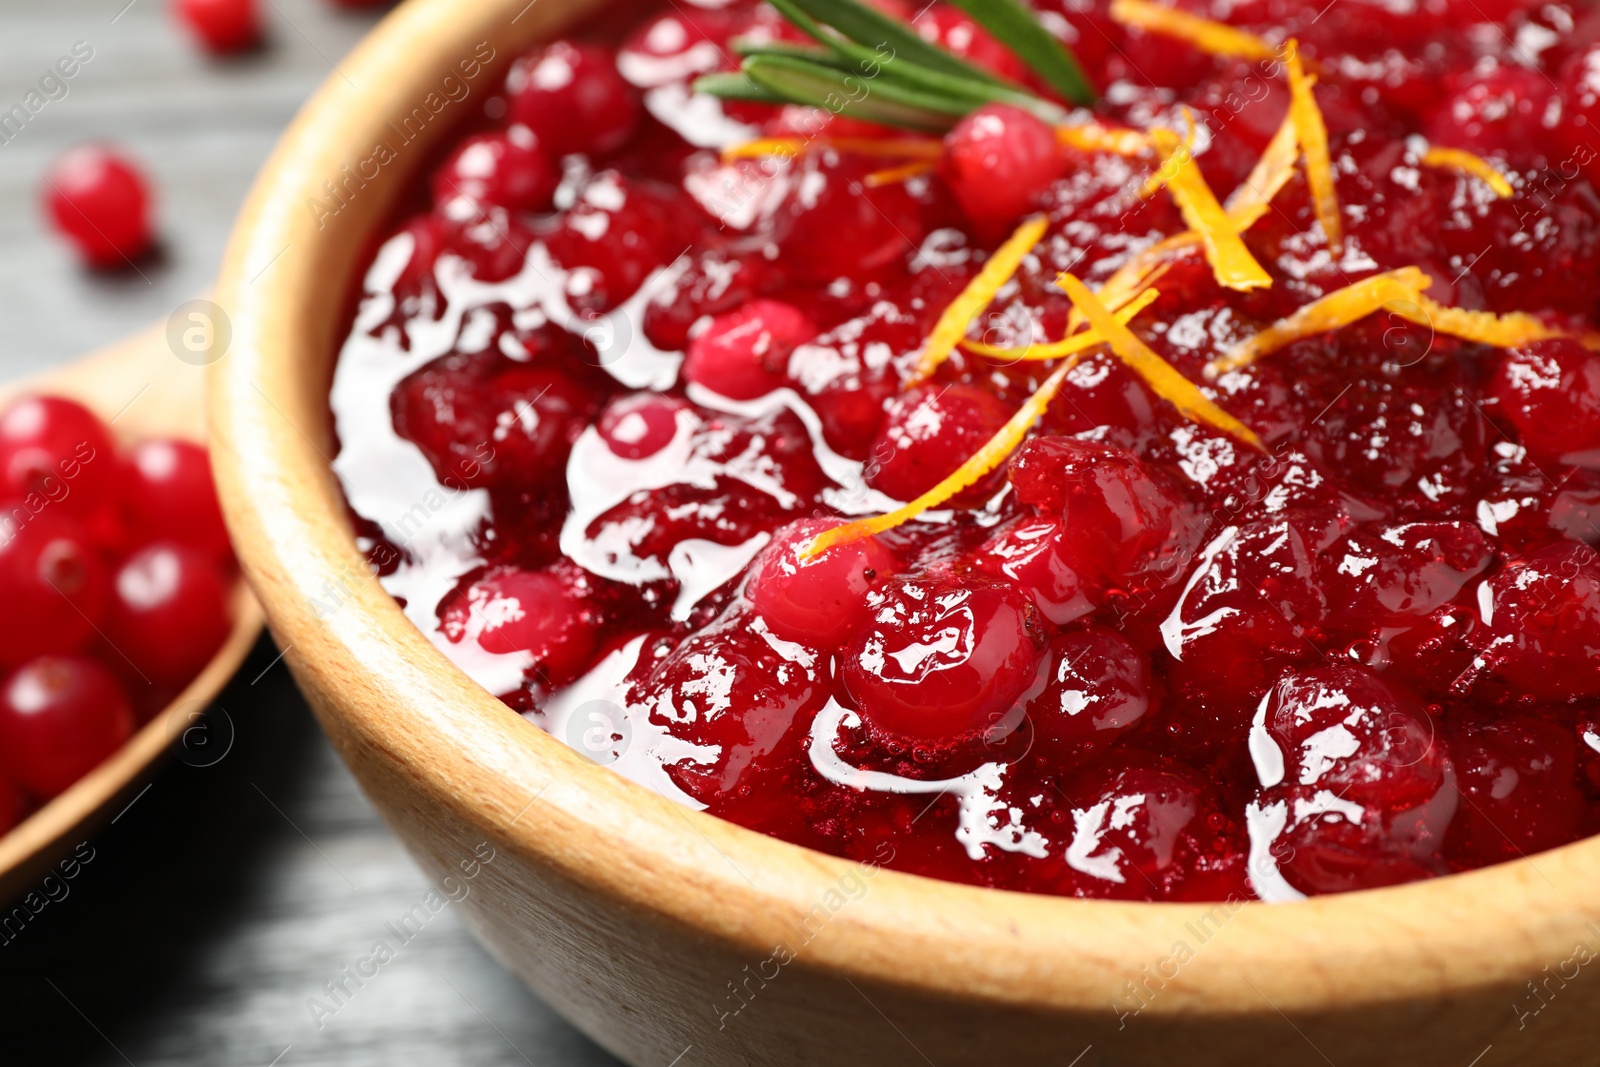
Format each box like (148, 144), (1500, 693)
(1056, 121), (1153, 157)
(1286, 41), (1342, 256)
(1225, 108), (1301, 231)
(1065, 250), (1181, 334)
(802, 357), (1082, 560)
(1108, 0), (1280, 61)
(1420, 146), (1515, 199)
(1393, 297), (1564, 348)
(865, 160), (938, 187)
(721, 136), (944, 162)
(1205, 266), (1432, 378)
(1149, 127), (1273, 292)
(907, 214), (1051, 384)
(964, 287), (1163, 362)
(1059, 273), (1266, 451)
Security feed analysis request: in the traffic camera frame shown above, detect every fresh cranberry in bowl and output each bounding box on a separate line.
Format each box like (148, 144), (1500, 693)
(0, 655), (134, 799)
(0, 510), (111, 670)
(107, 542), (231, 690)
(0, 394), (119, 522)
(123, 438), (234, 565)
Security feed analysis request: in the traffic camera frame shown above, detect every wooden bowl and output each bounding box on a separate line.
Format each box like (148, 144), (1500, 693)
(0, 322), (263, 904)
(208, 2), (1600, 1062)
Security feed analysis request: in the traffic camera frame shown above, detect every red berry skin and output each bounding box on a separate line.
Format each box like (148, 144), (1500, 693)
(432, 129), (558, 215)
(0, 510), (112, 670)
(0, 773), (20, 833)
(43, 145), (154, 269)
(867, 384), (1013, 504)
(172, 0), (261, 54)
(842, 576), (1043, 742)
(747, 518), (897, 649)
(505, 42), (640, 158)
(1026, 626), (1153, 768)
(0, 656), (134, 799)
(1491, 339), (1600, 464)
(0, 395), (119, 524)
(107, 543), (231, 689)
(439, 567), (597, 687)
(596, 394), (688, 461)
(682, 299), (815, 401)
(1445, 716), (1585, 869)
(941, 104), (1066, 231)
(123, 439), (234, 566)
(1474, 542), (1600, 702)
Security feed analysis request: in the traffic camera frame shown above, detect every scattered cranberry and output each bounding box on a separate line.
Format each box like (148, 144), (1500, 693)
(505, 42), (640, 158)
(43, 145), (154, 268)
(941, 104), (1066, 230)
(0, 656), (134, 799)
(433, 129), (558, 215)
(747, 518), (897, 648)
(124, 439), (233, 565)
(173, 0), (261, 54)
(842, 576), (1042, 741)
(683, 300), (815, 401)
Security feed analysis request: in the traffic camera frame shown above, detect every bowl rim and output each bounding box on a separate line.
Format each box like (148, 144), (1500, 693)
(208, 0), (1600, 1019)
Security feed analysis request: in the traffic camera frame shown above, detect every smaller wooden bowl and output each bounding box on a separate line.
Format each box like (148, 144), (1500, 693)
(209, 0), (1600, 1064)
(0, 321), (263, 903)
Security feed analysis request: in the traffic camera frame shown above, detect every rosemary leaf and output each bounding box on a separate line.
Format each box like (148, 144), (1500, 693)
(784, 0), (1007, 86)
(693, 72), (791, 104)
(945, 0), (1095, 104)
(739, 54), (970, 131)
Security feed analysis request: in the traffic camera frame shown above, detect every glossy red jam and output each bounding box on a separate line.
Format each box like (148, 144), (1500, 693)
(332, 0), (1600, 901)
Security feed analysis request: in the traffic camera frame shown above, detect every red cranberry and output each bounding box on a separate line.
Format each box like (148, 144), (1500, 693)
(1446, 715), (1584, 867)
(1473, 542), (1600, 701)
(641, 247), (774, 353)
(439, 567), (597, 686)
(1054, 757), (1212, 899)
(1424, 63), (1556, 166)
(0, 655), (134, 798)
(0, 395), (118, 522)
(1027, 627), (1153, 767)
(747, 518), (897, 648)
(173, 0), (260, 54)
(866, 384), (1012, 503)
(546, 172), (684, 312)
(43, 145), (154, 268)
(505, 41), (640, 158)
(1491, 339), (1600, 463)
(1324, 522), (1492, 634)
(940, 104), (1066, 231)
(1559, 43), (1600, 182)
(124, 439), (233, 566)
(841, 576), (1042, 741)
(917, 6), (1028, 81)
(108, 543), (231, 689)
(777, 152), (924, 283)
(596, 393), (688, 460)
(976, 517), (1094, 626)
(0, 510), (110, 669)
(682, 299), (815, 401)
(1255, 666), (1455, 895)
(433, 129), (558, 215)
(638, 606), (827, 802)
(0, 773), (19, 833)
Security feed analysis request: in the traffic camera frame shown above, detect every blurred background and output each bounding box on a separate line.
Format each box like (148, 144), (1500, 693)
(0, 2), (617, 1063)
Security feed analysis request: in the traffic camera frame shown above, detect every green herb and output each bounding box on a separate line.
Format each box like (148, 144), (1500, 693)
(695, 0), (1094, 132)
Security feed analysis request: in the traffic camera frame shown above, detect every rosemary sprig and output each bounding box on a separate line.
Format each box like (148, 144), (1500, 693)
(696, 0), (1094, 133)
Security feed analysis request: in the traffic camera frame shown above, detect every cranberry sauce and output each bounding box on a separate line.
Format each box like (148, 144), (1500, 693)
(331, 0), (1600, 902)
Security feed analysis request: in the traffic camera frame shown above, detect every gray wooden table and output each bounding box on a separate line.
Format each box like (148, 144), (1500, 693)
(0, 3), (619, 1064)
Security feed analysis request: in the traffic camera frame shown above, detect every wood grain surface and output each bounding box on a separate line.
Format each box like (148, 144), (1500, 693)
(0, 1), (617, 1063)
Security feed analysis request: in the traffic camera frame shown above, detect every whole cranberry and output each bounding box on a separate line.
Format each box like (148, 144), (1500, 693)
(0, 656), (134, 799)
(976, 517), (1095, 626)
(683, 299), (815, 401)
(941, 104), (1066, 231)
(1445, 716), (1584, 868)
(842, 576), (1042, 741)
(0, 510), (111, 669)
(1491, 339), (1600, 463)
(1423, 63), (1556, 166)
(1027, 626), (1153, 767)
(123, 439), (233, 566)
(546, 172), (683, 312)
(1559, 42), (1600, 183)
(432, 129), (558, 214)
(43, 145), (154, 268)
(1053, 757), (1212, 900)
(1475, 542), (1600, 701)
(777, 152), (924, 283)
(747, 518), (896, 648)
(0, 395), (119, 523)
(596, 394), (689, 461)
(1323, 522), (1492, 634)
(108, 543), (231, 689)
(916, 6), (1027, 81)
(173, 0), (261, 54)
(439, 567), (597, 686)
(867, 384), (1013, 503)
(505, 41), (640, 158)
